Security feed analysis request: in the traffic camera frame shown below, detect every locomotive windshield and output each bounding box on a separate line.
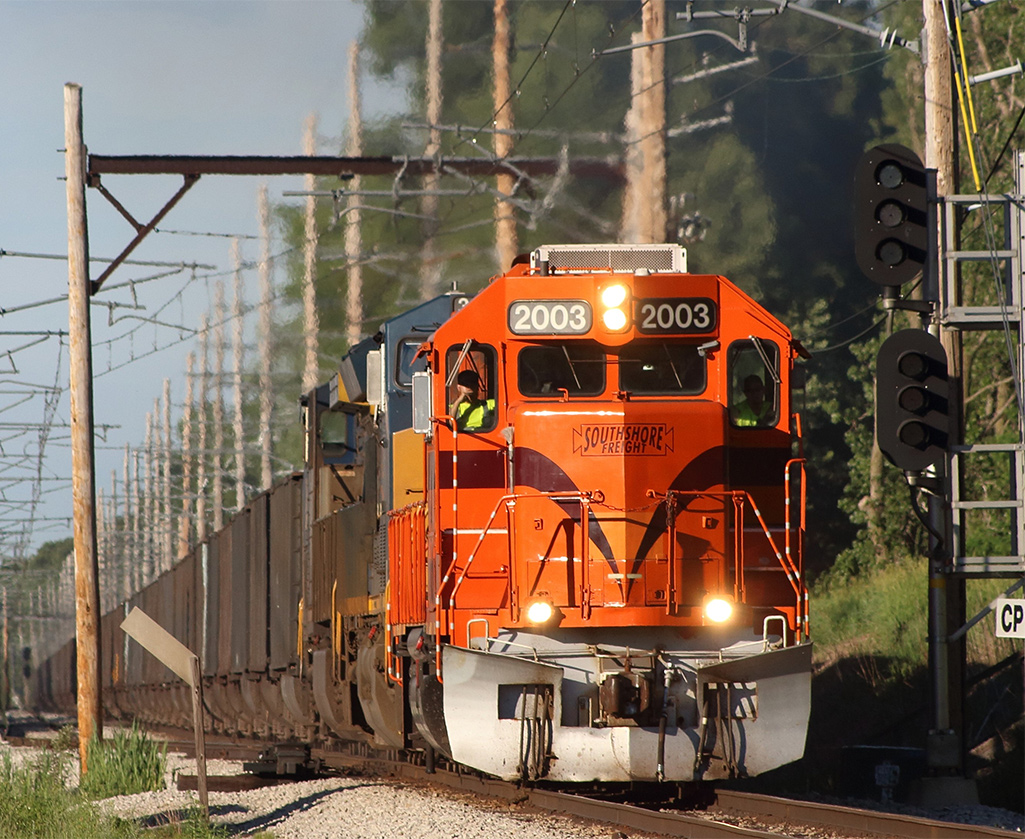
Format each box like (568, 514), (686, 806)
(518, 342), (605, 396)
(619, 343), (706, 394)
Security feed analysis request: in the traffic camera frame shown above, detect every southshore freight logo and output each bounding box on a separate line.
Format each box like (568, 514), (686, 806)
(572, 424), (674, 456)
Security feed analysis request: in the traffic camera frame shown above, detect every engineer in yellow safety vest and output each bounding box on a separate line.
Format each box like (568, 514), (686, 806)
(734, 374), (772, 427)
(451, 369), (495, 430)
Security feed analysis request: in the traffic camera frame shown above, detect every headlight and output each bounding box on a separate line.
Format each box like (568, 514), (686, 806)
(599, 283), (630, 332)
(526, 599), (554, 624)
(601, 283), (628, 308)
(703, 596), (733, 623)
(602, 308), (628, 330)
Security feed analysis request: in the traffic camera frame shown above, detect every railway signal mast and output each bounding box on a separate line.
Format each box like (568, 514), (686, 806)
(857, 144), (1025, 801)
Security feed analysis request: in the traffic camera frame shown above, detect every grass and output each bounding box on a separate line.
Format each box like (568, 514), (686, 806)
(0, 720), (270, 838)
(0, 750), (134, 839)
(0, 748), (233, 838)
(809, 558), (1024, 811)
(146, 809), (230, 838)
(811, 556), (1020, 678)
(79, 722), (167, 800)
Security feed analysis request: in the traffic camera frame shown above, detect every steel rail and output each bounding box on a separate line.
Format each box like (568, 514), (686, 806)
(714, 789), (1023, 838)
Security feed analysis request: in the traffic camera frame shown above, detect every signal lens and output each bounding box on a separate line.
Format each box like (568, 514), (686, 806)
(704, 597), (733, 623)
(876, 239), (907, 266)
(526, 600), (554, 624)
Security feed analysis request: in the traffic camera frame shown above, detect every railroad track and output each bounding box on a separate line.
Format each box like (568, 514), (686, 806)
(13, 721), (1019, 839)
(304, 741), (1023, 839)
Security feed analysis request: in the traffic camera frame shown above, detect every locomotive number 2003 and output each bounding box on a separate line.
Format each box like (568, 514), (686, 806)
(637, 297), (717, 334)
(508, 300), (592, 335)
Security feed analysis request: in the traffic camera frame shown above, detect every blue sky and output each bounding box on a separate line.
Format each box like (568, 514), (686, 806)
(0, 1), (408, 555)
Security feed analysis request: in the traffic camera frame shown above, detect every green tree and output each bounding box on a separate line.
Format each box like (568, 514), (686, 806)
(267, 1), (931, 577)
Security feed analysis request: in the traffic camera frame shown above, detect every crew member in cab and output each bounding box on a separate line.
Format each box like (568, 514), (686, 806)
(451, 370), (495, 430)
(734, 374), (772, 427)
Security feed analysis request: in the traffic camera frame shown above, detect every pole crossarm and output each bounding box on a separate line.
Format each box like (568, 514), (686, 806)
(87, 154), (624, 180)
(84, 154), (624, 293)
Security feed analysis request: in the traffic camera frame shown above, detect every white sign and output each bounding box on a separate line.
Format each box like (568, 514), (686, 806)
(994, 598), (1025, 639)
(121, 606), (197, 686)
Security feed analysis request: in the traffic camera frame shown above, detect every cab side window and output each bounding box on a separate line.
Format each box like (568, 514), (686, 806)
(446, 344), (498, 432)
(728, 340), (779, 428)
(395, 337), (427, 388)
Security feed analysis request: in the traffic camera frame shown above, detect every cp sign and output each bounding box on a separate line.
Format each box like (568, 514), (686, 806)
(995, 598), (1025, 639)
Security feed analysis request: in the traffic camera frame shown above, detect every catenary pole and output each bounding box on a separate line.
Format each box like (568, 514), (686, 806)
(257, 187), (274, 491)
(179, 354), (195, 558)
(231, 239), (246, 511)
(344, 43), (364, 350)
(145, 408), (155, 581)
(301, 115), (321, 393)
(122, 444), (132, 597)
(162, 378), (172, 571)
(196, 316), (209, 543)
(212, 283), (226, 532)
(64, 81), (102, 771)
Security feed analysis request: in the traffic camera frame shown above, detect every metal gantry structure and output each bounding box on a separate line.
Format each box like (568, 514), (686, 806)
(927, 150), (1025, 791)
(941, 151), (1025, 576)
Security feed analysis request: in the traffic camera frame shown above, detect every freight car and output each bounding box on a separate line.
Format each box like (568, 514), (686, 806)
(36, 243), (812, 784)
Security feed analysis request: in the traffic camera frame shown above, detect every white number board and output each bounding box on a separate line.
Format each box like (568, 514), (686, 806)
(637, 297), (717, 334)
(508, 300), (592, 335)
(995, 598), (1025, 638)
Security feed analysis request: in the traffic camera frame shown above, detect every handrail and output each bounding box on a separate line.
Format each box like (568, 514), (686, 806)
(785, 458), (808, 638)
(656, 488), (804, 631)
(436, 489), (594, 680)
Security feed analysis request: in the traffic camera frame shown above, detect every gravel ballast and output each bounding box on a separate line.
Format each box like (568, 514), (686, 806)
(3, 739), (1022, 837)
(98, 753), (622, 839)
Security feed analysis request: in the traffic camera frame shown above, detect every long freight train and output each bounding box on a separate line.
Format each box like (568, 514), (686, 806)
(37, 243), (812, 783)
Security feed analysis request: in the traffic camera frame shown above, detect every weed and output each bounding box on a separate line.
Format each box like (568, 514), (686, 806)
(147, 808), (229, 838)
(79, 721), (167, 800)
(51, 724), (77, 752)
(0, 749), (135, 839)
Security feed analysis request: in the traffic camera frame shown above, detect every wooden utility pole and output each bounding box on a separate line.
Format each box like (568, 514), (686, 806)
(196, 316), (209, 543)
(620, 0), (667, 243)
(96, 488), (106, 607)
(212, 283), (226, 532)
(345, 43), (365, 350)
(122, 444), (133, 597)
(162, 378), (172, 571)
(257, 186), (274, 491)
(131, 449), (141, 592)
(64, 81), (102, 770)
(109, 470), (119, 604)
(179, 353), (195, 557)
(231, 239), (246, 511)
(144, 409), (155, 581)
(642, 0), (667, 242)
(493, 0), (517, 271)
(301, 114), (321, 393)
(420, 0), (444, 298)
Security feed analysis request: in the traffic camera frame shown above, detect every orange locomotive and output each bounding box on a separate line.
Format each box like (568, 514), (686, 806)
(385, 244), (811, 782)
(35, 243), (811, 787)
